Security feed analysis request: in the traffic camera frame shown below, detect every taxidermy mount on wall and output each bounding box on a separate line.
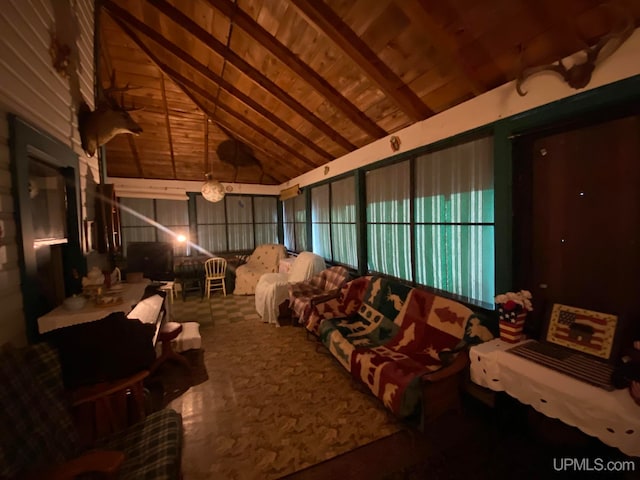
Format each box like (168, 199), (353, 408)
(78, 72), (143, 157)
(516, 4), (634, 96)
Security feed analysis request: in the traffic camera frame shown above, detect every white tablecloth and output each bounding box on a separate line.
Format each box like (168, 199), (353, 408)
(38, 281), (150, 333)
(470, 339), (640, 457)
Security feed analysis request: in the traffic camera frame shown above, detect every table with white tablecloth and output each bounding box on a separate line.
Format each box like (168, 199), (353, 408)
(37, 281), (150, 334)
(470, 338), (640, 457)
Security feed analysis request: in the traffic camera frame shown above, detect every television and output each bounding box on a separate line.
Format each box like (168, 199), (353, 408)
(126, 242), (174, 281)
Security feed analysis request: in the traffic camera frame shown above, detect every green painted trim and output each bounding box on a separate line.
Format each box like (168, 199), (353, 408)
(276, 198), (284, 246)
(355, 170), (367, 275)
(493, 124), (512, 295)
(305, 188), (312, 252)
(9, 115), (83, 343)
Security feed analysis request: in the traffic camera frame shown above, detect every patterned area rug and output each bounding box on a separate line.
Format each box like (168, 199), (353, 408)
(165, 293), (403, 480)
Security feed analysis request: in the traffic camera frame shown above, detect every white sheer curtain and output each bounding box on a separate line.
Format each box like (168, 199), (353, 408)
(311, 184), (331, 259)
(366, 161), (412, 280)
(253, 196), (278, 246)
(414, 136), (495, 306)
(226, 196), (254, 251)
(331, 176), (357, 267)
(156, 199), (190, 256)
(119, 197), (156, 257)
(196, 195), (227, 253)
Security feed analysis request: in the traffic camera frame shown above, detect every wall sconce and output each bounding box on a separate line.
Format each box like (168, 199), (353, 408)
(390, 136), (401, 152)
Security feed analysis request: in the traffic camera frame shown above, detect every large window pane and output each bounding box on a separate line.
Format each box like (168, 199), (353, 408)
(414, 136), (495, 306)
(253, 196), (278, 246)
(311, 185), (330, 257)
(415, 225), (494, 305)
(367, 224), (411, 280)
(226, 196), (253, 224)
(197, 225), (227, 253)
(331, 176), (357, 267)
(227, 225), (254, 251)
(366, 161), (410, 278)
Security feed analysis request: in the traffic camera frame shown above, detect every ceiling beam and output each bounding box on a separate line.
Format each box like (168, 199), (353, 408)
(201, 0), (388, 140)
(165, 63), (319, 170)
(143, 0), (356, 151)
(103, 1), (334, 164)
(175, 81), (298, 182)
(127, 136), (144, 176)
(399, 0), (487, 96)
(108, 13), (320, 174)
(159, 74), (177, 179)
(289, 0), (434, 121)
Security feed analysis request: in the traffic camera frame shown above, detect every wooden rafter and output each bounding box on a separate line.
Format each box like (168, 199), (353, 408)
(108, 13), (321, 174)
(289, 0), (434, 121)
(159, 74), (177, 179)
(200, 0), (388, 140)
(164, 63), (319, 170)
(176, 80), (297, 182)
(103, 1), (334, 163)
(142, 0), (357, 151)
(127, 136), (144, 176)
(399, 0), (487, 96)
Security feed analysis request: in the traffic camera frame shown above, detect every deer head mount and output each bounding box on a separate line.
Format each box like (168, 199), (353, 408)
(78, 72), (143, 157)
(516, 4), (634, 96)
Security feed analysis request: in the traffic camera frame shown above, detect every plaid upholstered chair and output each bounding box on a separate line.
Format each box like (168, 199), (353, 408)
(288, 266), (350, 331)
(0, 342), (183, 479)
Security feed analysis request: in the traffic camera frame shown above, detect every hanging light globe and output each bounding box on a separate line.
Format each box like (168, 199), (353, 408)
(201, 173), (225, 202)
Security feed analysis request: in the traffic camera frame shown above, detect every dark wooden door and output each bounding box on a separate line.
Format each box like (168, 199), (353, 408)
(513, 112), (640, 340)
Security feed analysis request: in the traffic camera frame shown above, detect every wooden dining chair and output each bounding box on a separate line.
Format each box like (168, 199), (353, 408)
(204, 257), (227, 298)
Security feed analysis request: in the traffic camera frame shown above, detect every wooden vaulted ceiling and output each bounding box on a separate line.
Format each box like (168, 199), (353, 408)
(99, 0), (640, 185)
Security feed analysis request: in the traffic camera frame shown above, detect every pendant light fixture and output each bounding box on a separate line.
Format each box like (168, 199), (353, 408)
(201, 116), (225, 203)
(201, 172), (225, 202)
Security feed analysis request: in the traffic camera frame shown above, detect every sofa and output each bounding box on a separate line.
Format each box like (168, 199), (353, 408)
(313, 275), (491, 425)
(233, 244), (288, 295)
(288, 266), (351, 331)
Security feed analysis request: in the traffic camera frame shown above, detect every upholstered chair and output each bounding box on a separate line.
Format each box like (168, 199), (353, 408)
(233, 244), (287, 295)
(255, 252), (326, 326)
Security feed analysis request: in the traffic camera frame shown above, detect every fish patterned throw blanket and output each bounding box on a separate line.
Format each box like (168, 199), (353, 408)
(320, 276), (472, 418)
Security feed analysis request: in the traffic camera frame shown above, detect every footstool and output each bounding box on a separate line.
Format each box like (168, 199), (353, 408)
(173, 322), (202, 353)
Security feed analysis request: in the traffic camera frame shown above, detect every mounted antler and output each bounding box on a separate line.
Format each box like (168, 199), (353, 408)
(78, 71), (143, 157)
(516, 4), (634, 96)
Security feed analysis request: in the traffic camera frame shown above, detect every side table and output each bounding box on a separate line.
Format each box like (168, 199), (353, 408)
(470, 339), (640, 457)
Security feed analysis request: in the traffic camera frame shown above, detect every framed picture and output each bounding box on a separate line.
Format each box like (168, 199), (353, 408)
(546, 304), (618, 360)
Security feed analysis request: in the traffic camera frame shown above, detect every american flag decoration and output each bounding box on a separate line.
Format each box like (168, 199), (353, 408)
(547, 304), (618, 360)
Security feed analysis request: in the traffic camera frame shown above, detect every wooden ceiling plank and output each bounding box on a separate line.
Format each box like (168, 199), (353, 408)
(103, 1), (335, 163)
(398, 0), (487, 96)
(202, 0), (387, 140)
(159, 74), (177, 179)
(144, 0), (356, 151)
(289, 0), (434, 121)
(163, 63), (319, 169)
(169, 72), (299, 182)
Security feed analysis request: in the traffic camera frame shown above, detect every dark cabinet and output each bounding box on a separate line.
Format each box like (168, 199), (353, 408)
(95, 184), (121, 255)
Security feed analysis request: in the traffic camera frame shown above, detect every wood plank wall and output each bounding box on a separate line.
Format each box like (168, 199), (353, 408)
(0, 0), (96, 346)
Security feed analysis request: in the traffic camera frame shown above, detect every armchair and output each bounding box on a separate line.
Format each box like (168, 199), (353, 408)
(287, 266), (351, 332)
(254, 252), (326, 325)
(0, 342), (182, 480)
(233, 244), (287, 295)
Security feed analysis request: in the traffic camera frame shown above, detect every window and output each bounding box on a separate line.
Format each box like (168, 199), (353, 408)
(283, 194), (307, 252)
(195, 194), (279, 254)
(363, 136), (495, 307)
(311, 176), (357, 268)
(366, 161), (411, 280)
(414, 136), (495, 307)
(119, 197), (190, 257)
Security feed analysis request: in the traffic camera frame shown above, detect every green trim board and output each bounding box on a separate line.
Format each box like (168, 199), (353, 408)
(9, 115), (83, 343)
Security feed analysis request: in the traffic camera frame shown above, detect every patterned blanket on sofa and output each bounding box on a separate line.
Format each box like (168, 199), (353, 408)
(320, 276), (472, 418)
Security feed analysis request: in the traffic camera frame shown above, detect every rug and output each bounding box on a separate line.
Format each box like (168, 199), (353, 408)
(165, 294), (403, 479)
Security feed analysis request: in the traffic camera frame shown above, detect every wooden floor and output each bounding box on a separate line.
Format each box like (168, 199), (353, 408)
(154, 295), (638, 480)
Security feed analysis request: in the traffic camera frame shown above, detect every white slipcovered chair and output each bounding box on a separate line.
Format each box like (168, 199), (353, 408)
(255, 252), (326, 326)
(233, 244), (288, 295)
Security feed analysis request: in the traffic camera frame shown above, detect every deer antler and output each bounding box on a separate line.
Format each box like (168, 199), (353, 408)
(516, 3), (633, 96)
